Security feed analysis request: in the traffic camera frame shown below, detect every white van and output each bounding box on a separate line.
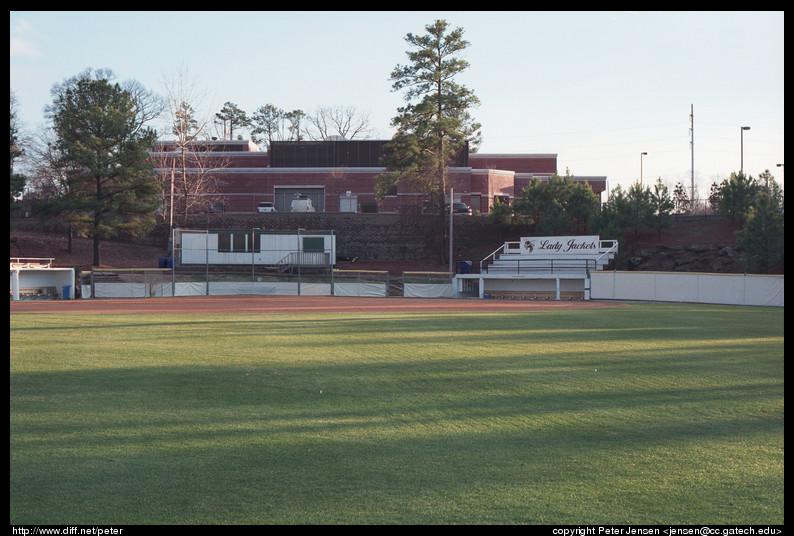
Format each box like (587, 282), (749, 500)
(290, 196), (316, 212)
(257, 202), (276, 213)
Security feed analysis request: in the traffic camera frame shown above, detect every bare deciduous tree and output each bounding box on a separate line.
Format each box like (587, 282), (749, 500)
(305, 105), (373, 140)
(159, 67), (228, 235)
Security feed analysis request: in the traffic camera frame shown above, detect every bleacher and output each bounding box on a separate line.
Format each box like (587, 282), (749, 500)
(481, 237), (617, 275)
(455, 236), (618, 300)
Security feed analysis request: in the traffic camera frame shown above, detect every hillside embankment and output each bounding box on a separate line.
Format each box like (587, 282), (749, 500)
(9, 214), (780, 274)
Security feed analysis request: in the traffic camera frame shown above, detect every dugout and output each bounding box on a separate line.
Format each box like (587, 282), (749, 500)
(10, 258), (75, 301)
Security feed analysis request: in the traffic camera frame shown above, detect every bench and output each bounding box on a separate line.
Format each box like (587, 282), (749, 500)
(13, 286), (58, 299)
(486, 290), (585, 301)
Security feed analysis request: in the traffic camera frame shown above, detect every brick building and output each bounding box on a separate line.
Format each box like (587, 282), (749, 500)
(151, 138), (606, 215)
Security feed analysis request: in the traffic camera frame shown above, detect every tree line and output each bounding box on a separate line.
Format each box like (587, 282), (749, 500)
(215, 102), (373, 148)
(487, 168), (783, 273)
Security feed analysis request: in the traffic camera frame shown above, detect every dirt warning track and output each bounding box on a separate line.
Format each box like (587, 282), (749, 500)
(10, 295), (626, 315)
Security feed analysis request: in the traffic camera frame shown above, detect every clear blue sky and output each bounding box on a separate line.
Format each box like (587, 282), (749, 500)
(11, 11), (785, 196)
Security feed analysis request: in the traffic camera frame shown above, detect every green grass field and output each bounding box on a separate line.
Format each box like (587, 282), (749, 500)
(10, 303), (784, 525)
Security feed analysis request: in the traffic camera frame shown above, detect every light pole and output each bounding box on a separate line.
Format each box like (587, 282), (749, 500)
(774, 163), (784, 189)
(635, 152), (647, 228)
(740, 126), (750, 173)
(640, 152), (647, 186)
(449, 186), (454, 271)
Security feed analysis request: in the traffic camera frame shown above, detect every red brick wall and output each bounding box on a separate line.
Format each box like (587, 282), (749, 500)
(154, 143), (607, 214)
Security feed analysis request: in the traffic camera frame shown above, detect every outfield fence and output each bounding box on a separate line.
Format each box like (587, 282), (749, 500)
(77, 267), (783, 307)
(590, 271), (784, 307)
(81, 267), (392, 299)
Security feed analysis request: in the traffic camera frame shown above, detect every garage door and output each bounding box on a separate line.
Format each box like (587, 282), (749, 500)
(274, 187), (325, 212)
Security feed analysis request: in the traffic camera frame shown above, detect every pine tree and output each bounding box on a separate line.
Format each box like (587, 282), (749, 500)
(378, 19), (481, 264)
(45, 68), (162, 266)
(736, 173), (784, 273)
(215, 101), (249, 140)
(650, 178), (675, 239)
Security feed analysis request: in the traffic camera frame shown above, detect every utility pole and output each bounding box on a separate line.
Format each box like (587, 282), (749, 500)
(690, 104), (695, 212)
(449, 187), (454, 271)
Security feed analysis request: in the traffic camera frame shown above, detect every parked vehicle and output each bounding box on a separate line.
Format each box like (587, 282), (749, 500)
(394, 204), (419, 214)
(290, 196), (316, 212)
(449, 202), (472, 215)
(420, 200), (472, 215)
(257, 202), (276, 213)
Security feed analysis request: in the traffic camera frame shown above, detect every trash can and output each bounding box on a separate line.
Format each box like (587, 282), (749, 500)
(158, 257), (173, 268)
(62, 285), (71, 300)
(458, 260), (471, 274)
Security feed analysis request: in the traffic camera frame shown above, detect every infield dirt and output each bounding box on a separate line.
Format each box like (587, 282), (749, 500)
(10, 295), (628, 315)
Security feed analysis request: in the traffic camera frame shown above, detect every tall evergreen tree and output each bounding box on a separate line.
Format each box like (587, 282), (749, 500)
(215, 101), (249, 140)
(592, 185), (632, 244)
(512, 171), (599, 235)
(713, 171), (759, 224)
(250, 104), (285, 149)
(650, 178), (675, 239)
(627, 181), (655, 239)
(378, 19), (481, 264)
(736, 173), (784, 273)
(45, 68), (162, 266)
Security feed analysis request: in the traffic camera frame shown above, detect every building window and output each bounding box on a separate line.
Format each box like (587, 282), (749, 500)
(218, 233), (231, 252)
(302, 237), (325, 253)
(218, 232), (260, 253)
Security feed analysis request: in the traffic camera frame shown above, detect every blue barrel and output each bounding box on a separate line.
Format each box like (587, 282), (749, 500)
(62, 285), (71, 300)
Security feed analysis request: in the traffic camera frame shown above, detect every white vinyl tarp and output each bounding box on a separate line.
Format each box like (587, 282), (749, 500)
(403, 283), (455, 298)
(92, 282), (158, 298)
(333, 282), (387, 297)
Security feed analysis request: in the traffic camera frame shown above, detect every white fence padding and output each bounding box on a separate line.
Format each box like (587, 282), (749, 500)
(174, 282), (202, 296)
(591, 272), (783, 306)
(300, 283), (332, 296)
(744, 274), (785, 306)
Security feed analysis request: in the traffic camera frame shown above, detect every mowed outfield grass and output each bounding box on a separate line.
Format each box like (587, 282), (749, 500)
(10, 303), (783, 525)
